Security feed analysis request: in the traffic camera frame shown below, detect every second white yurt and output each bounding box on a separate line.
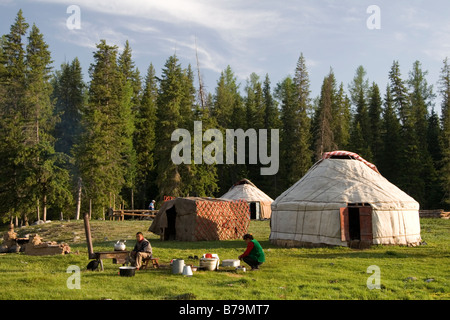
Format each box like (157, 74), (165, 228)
(220, 179), (273, 220)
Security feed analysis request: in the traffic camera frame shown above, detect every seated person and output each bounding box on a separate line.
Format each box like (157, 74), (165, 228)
(129, 232), (152, 270)
(238, 233), (265, 270)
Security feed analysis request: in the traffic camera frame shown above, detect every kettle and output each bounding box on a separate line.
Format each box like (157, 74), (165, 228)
(114, 240), (126, 251)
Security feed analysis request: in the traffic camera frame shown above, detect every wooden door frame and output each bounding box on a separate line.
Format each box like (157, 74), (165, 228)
(340, 204), (373, 246)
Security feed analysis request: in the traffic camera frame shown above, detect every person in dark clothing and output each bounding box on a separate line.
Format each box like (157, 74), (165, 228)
(238, 233), (265, 270)
(130, 232), (153, 269)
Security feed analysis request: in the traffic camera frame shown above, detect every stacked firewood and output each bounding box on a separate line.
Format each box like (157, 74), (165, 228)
(23, 234), (71, 256)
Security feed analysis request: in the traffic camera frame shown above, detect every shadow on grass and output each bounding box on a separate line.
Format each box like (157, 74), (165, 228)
(282, 246), (436, 260)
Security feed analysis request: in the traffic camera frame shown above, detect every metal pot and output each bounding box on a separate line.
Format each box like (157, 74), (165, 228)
(114, 240), (126, 251)
(119, 266), (136, 277)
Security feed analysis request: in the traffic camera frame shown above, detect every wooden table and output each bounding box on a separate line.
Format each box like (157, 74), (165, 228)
(91, 251), (130, 271)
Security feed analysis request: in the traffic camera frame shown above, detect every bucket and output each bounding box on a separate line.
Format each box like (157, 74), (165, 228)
(119, 266), (136, 277)
(182, 265), (193, 277)
(172, 259), (185, 274)
(200, 258), (219, 271)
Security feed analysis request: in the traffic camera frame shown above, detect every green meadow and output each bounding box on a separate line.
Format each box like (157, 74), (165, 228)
(0, 218), (448, 300)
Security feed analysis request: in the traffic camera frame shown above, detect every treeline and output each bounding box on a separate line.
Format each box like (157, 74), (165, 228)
(1, 11), (450, 223)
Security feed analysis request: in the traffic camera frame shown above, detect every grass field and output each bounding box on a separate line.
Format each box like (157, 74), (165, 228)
(0, 217), (449, 300)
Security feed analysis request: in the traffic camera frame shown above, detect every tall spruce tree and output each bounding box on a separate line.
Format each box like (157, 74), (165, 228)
(26, 24), (72, 222)
(0, 10), (30, 223)
(407, 60), (436, 208)
(75, 40), (129, 217)
(379, 86), (402, 183)
(389, 61), (423, 202)
(212, 66), (246, 192)
(243, 72), (265, 183)
(52, 58), (85, 156)
(333, 82), (351, 149)
(277, 65), (312, 190)
(154, 54), (187, 198)
(292, 53), (313, 174)
(368, 82), (383, 164)
(348, 66), (372, 159)
(312, 71), (337, 160)
(426, 109), (443, 208)
(0, 14), (72, 223)
(134, 64), (158, 208)
(190, 88), (219, 198)
(439, 57), (450, 207)
(117, 41), (139, 208)
(261, 73), (281, 197)
(348, 65), (369, 110)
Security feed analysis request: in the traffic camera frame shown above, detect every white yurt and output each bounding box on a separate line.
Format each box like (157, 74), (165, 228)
(270, 151), (422, 248)
(220, 179), (273, 220)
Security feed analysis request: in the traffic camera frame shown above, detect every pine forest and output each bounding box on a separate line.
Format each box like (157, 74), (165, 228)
(2, 11), (450, 224)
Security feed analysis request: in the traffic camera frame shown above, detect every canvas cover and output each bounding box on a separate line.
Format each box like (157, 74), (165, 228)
(149, 197), (250, 241)
(270, 158), (421, 247)
(220, 179), (274, 219)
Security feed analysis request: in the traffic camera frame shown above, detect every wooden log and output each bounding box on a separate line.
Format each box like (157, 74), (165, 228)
(83, 212), (95, 259)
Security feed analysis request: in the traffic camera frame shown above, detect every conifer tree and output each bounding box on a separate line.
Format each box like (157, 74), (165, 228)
(426, 109), (443, 208)
(212, 66), (246, 192)
(439, 57), (450, 207)
(134, 64), (158, 208)
(189, 91), (219, 197)
(243, 72), (265, 183)
(378, 86), (402, 184)
(52, 58), (85, 156)
(262, 73), (281, 130)
(348, 65), (369, 110)
(368, 83), (383, 164)
(75, 40), (128, 217)
(333, 82), (351, 149)
(117, 41), (139, 208)
(292, 54), (313, 173)
(389, 60), (423, 203)
(407, 60), (436, 208)
(312, 71), (337, 160)
(277, 69), (312, 189)
(348, 66), (372, 159)
(261, 73), (281, 197)
(0, 11), (31, 222)
(154, 54), (187, 198)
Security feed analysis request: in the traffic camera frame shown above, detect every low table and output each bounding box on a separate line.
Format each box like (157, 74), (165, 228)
(90, 251), (130, 271)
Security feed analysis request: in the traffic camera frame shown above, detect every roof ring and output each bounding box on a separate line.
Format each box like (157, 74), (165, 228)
(322, 150), (380, 174)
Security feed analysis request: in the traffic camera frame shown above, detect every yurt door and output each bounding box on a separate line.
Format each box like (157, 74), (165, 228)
(340, 205), (373, 247)
(249, 202), (260, 220)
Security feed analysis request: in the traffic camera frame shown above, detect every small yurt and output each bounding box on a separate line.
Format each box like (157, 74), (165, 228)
(220, 179), (274, 220)
(149, 197), (250, 241)
(270, 151), (422, 248)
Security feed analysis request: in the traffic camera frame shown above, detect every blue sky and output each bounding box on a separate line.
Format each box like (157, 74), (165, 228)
(1, 0), (449, 110)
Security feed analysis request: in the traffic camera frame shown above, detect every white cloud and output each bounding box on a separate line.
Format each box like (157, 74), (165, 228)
(54, 19), (129, 51)
(34, 0), (286, 78)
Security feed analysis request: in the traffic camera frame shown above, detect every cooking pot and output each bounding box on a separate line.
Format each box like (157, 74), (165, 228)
(119, 266), (136, 277)
(114, 240), (126, 251)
